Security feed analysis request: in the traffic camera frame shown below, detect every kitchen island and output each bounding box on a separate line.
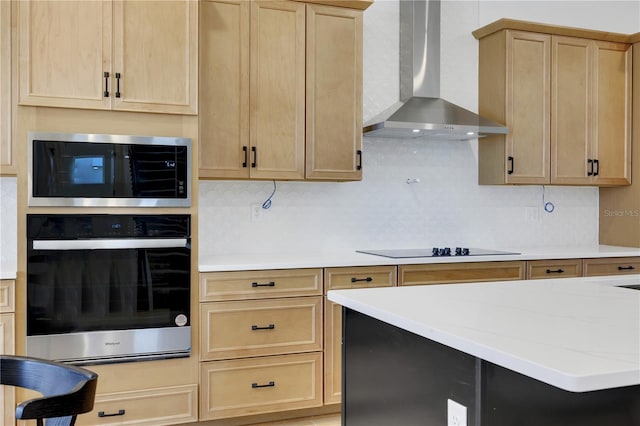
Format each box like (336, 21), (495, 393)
(328, 275), (640, 426)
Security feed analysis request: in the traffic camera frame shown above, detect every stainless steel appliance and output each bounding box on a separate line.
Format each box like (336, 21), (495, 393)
(357, 247), (520, 258)
(27, 214), (191, 365)
(28, 131), (191, 207)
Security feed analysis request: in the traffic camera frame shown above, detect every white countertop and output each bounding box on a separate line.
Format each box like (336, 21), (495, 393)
(328, 274), (640, 393)
(199, 244), (640, 271)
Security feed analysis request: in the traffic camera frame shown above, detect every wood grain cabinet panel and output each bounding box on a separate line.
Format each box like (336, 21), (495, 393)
(0, 280), (15, 426)
(582, 257), (640, 276)
(0, 0), (14, 175)
(18, 0), (197, 114)
(199, 0), (364, 181)
(75, 385), (198, 426)
(526, 259), (582, 279)
(324, 266), (396, 404)
(200, 352), (323, 420)
(399, 261), (525, 286)
(200, 268), (322, 302)
(476, 22), (631, 186)
(200, 297), (323, 360)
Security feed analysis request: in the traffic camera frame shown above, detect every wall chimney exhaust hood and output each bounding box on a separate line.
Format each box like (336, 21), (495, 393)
(363, 0), (508, 141)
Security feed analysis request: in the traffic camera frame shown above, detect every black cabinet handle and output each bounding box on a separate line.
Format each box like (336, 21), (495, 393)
(103, 72), (110, 97)
(252, 381), (275, 389)
(251, 146), (257, 168)
(115, 72), (121, 98)
(356, 150), (362, 171)
(587, 159), (594, 176)
(618, 266), (636, 271)
(252, 324), (275, 331)
(351, 277), (373, 283)
(98, 410), (125, 418)
(252, 281), (275, 287)
(593, 159), (599, 176)
(242, 146), (248, 168)
(507, 156), (514, 174)
(546, 269), (565, 274)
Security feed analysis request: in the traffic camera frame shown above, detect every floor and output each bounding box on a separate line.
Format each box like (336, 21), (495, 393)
(249, 414), (341, 426)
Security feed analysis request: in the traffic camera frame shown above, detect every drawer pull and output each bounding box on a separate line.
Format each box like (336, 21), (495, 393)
(252, 324), (275, 331)
(351, 277), (373, 283)
(252, 281), (275, 287)
(618, 266), (636, 271)
(98, 409), (125, 418)
(252, 381), (275, 389)
(546, 269), (565, 274)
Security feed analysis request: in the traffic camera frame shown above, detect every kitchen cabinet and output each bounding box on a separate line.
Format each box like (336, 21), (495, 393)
(475, 20), (631, 186)
(199, 0), (363, 181)
(0, 0), (13, 174)
(323, 266), (396, 405)
(599, 35), (640, 246)
(198, 268), (323, 420)
(582, 257), (640, 277)
(526, 259), (583, 279)
(17, 0), (197, 114)
(398, 261), (526, 286)
(1, 280), (15, 426)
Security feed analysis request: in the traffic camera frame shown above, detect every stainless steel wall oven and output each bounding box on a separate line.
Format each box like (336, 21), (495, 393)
(26, 214), (191, 365)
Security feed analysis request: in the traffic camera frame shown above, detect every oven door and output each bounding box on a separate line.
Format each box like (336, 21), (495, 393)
(26, 238), (191, 364)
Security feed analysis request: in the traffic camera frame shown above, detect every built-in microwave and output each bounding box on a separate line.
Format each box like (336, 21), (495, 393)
(28, 131), (191, 207)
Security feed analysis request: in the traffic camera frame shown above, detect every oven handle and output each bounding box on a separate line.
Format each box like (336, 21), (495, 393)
(32, 238), (189, 250)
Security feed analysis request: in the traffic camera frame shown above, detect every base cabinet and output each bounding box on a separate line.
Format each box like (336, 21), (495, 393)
(75, 385), (198, 426)
(399, 261), (526, 286)
(200, 352), (323, 420)
(1, 280), (15, 426)
(526, 259), (582, 279)
(583, 257), (640, 276)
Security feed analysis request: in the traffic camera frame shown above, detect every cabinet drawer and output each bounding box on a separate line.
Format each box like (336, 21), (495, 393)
(526, 259), (582, 279)
(200, 269), (322, 301)
(583, 257), (640, 276)
(200, 352), (322, 420)
(0, 280), (15, 313)
(399, 261), (525, 286)
(325, 265), (396, 291)
(75, 385), (198, 426)
(200, 297), (322, 360)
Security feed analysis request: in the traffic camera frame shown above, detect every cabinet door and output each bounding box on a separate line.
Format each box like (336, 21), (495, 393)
(592, 40), (631, 186)
(526, 259), (582, 279)
(199, 0), (250, 179)
(1, 313), (15, 426)
(398, 261), (525, 286)
(250, 0), (306, 179)
(306, 4), (362, 180)
(0, 0), (13, 174)
(18, 0), (112, 109)
(505, 31), (550, 184)
(551, 36), (591, 185)
(112, 0), (198, 114)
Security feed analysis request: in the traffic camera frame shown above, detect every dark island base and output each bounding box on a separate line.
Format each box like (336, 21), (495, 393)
(342, 308), (640, 426)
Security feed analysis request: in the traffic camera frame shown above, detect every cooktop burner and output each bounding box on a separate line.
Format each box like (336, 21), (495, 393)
(356, 247), (520, 259)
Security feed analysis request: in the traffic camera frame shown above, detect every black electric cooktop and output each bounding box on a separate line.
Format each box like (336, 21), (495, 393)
(356, 248), (520, 259)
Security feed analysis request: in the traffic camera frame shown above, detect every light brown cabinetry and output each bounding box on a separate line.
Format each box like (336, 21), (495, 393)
(475, 21), (631, 186)
(199, 269), (323, 420)
(526, 259), (582, 279)
(323, 266), (396, 405)
(582, 257), (640, 276)
(199, 0), (363, 181)
(0, 0), (13, 174)
(398, 261), (525, 286)
(599, 37), (640, 246)
(17, 0), (197, 114)
(1, 280), (15, 426)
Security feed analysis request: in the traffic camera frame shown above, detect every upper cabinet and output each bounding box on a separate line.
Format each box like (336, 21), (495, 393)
(475, 20), (632, 186)
(0, 0), (13, 174)
(199, 0), (365, 181)
(17, 0), (198, 115)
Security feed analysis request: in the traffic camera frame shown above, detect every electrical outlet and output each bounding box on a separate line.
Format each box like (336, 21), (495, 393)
(447, 399), (467, 426)
(251, 204), (262, 222)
